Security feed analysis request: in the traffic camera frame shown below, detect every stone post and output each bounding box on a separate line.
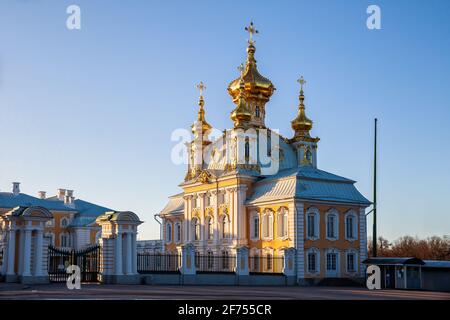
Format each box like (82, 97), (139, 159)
(283, 248), (296, 285)
(236, 246), (249, 276)
(180, 243), (196, 275)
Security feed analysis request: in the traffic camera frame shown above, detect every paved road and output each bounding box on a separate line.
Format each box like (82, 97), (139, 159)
(0, 283), (449, 300)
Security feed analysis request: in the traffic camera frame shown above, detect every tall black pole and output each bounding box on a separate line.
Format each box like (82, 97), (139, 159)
(373, 118), (378, 257)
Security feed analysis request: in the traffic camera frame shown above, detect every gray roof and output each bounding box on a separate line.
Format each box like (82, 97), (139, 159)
(160, 193), (184, 216)
(246, 166), (370, 205)
(423, 260), (450, 268)
(362, 257), (425, 265)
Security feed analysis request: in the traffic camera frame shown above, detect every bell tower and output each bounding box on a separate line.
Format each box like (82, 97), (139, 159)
(290, 76), (320, 168)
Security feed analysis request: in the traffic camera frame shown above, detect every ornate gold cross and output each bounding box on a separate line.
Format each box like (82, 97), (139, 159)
(196, 81), (206, 96)
(297, 76), (306, 91)
(245, 21), (258, 44)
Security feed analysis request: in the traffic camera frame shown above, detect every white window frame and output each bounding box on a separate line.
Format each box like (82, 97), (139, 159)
(325, 248), (340, 277)
(250, 212), (260, 240)
(60, 217), (69, 228)
(165, 222), (173, 243)
(220, 214), (230, 239)
(306, 247), (320, 274)
(277, 207), (288, 239)
(206, 216), (213, 240)
(345, 250), (358, 273)
(345, 210), (358, 241)
(325, 209), (339, 241)
(191, 217), (200, 241)
(176, 222), (182, 243)
(262, 209), (274, 240)
(306, 207), (320, 240)
(60, 232), (71, 248)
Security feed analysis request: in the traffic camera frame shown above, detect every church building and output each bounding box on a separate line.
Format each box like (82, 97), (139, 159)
(159, 23), (371, 283)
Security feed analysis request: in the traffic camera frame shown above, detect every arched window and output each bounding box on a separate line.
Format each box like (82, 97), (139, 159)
(266, 253), (273, 271)
(206, 216), (213, 240)
(192, 218), (200, 241)
(221, 215), (230, 239)
(306, 207), (319, 239)
(45, 232), (55, 246)
(345, 210), (357, 240)
(255, 106), (261, 118)
(326, 209), (339, 240)
(251, 213), (259, 240)
(207, 251), (214, 269)
(245, 138), (250, 160)
(166, 223), (172, 243)
(277, 207), (288, 238)
(262, 209), (274, 239)
(175, 222), (182, 243)
(60, 217), (69, 228)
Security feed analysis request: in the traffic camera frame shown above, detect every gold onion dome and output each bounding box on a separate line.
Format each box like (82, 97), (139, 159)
(292, 76), (313, 138)
(230, 67), (252, 126)
(227, 22), (275, 103)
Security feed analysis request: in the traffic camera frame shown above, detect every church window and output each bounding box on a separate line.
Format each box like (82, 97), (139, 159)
(221, 215), (230, 239)
(60, 233), (71, 248)
(326, 252), (337, 271)
(346, 252), (356, 272)
(166, 223), (172, 243)
(326, 209), (339, 240)
(306, 207), (320, 239)
(277, 207), (288, 238)
(267, 130), (272, 157)
(192, 218), (200, 241)
(262, 210), (274, 239)
(308, 252), (317, 273)
(255, 106), (261, 118)
(175, 222), (181, 243)
(345, 211), (357, 240)
(60, 217), (69, 228)
(206, 216), (213, 240)
(251, 214), (259, 239)
(245, 138), (250, 160)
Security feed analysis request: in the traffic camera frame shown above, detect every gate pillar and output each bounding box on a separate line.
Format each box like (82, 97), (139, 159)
(96, 211), (142, 284)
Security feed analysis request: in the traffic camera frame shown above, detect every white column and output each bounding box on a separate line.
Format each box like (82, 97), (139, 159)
(115, 232), (123, 275)
(6, 228), (16, 275)
(34, 230), (44, 276)
(236, 185), (247, 245)
(131, 233), (137, 274)
(125, 232), (133, 274)
(22, 229), (32, 276)
(18, 230), (25, 275)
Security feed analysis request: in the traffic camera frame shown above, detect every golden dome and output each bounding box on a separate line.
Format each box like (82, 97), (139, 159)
(230, 77), (252, 127)
(227, 44), (275, 102)
(291, 76), (316, 141)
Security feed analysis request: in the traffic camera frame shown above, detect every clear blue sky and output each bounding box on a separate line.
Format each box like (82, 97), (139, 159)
(1, 0), (449, 241)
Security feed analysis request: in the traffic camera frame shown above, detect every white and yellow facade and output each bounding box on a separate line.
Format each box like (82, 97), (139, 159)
(159, 23), (371, 283)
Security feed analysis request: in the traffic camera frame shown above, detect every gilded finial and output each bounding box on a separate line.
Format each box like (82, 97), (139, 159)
(245, 21), (259, 45)
(297, 76), (306, 93)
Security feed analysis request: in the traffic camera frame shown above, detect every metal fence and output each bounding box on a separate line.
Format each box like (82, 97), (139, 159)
(196, 254), (236, 273)
(249, 255), (284, 274)
(137, 253), (181, 273)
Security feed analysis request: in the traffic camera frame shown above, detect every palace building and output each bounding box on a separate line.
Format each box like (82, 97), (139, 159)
(159, 23), (371, 283)
(0, 182), (112, 251)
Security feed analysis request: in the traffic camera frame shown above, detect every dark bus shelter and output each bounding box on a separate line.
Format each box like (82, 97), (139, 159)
(363, 257), (450, 292)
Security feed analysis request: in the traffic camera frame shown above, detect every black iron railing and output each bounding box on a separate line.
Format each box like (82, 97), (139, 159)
(137, 253), (181, 273)
(249, 255), (284, 274)
(196, 254), (236, 273)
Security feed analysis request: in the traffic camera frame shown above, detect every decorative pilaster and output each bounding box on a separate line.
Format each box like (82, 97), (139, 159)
(34, 230), (44, 276)
(359, 208), (368, 277)
(294, 202), (305, 283)
(22, 229), (32, 277)
(6, 228), (16, 276)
